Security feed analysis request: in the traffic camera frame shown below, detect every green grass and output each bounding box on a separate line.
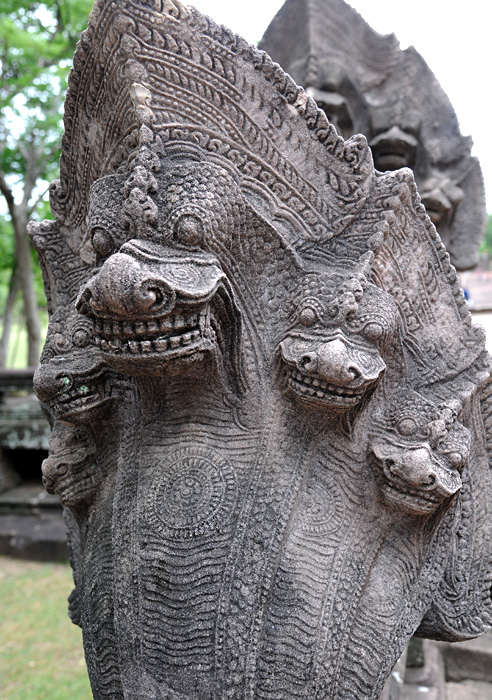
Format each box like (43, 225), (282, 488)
(0, 557), (92, 700)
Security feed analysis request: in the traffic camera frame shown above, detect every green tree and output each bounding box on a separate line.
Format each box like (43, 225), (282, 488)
(0, 0), (92, 366)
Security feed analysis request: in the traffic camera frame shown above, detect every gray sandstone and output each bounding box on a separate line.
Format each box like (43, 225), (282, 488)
(29, 1), (492, 698)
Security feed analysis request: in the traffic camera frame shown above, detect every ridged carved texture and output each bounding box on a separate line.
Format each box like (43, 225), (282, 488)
(29, 1), (492, 699)
(259, 0), (487, 271)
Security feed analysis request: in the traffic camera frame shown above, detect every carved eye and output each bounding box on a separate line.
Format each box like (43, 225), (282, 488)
(363, 323), (384, 341)
(72, 327), (91, 348)
(343, 279), (364, 301)
(299, 306), (318, 327)
(52, 332), (70, 353)
(447, 452), (463, 468)
(174, 214), (203, 246)
(91, 227), (114, 258)
(397, 418), (418, 436)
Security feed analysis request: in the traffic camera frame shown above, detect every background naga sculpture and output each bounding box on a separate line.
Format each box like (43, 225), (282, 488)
(259, 0), (488, 272)
(29, 1), (492, 698)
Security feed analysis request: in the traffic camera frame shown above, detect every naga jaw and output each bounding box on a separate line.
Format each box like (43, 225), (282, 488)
(370, 443), (462, 516)
(43, 460), (101, 508)
(53, 378), (115, 423)
(34, 358), (119, 424)
(287, 367), (368, 408)
(88, 306), (216, 375)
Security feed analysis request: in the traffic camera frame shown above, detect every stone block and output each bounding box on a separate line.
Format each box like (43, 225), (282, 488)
(446, 680), (492, 700)
(436, 633), (492, 683)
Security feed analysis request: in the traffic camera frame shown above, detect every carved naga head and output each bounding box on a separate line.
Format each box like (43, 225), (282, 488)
(278, 252), (400, 412)
(77, 239), (238, 377)
(42, 422), (100, 508)
(27, 220), (124, 426)
(33, 304), (123, 425)
(75, 158), (243, 387)
(368, 390), (470, 515)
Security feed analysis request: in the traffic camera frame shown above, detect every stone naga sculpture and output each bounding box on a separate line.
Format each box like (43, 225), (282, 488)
(259, 0), (487, 271)
(29, 1), (492, 698)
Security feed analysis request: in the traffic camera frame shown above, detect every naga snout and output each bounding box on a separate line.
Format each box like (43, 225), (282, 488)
(296, 337), (382, 386)
(76, 251), (177, 320)
(279, 334), (385, 409)
(371, 442), (462, 515)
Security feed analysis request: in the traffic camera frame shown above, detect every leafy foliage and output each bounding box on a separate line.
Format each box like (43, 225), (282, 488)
(0, 214), (16, 311)
(0, 0), (93, 364)
(0, 0), (92, 188)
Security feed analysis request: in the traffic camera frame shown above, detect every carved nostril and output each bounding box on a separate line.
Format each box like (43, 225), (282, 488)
(384, 458), (396, 472)
(146, 287), (164, 310)
(76, 286), (95, 315)
(138, 281), (175, 315)
(299, 354), (315, 370)
(347, 366), (361, 380)
(58, 375), (72, 392)
(42, 476), (55, 491)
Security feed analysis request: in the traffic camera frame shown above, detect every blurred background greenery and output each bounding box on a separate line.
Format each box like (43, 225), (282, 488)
(0, 0), (92, 368)
(0, 556), (92, 699)
(0, 5), (94, 697)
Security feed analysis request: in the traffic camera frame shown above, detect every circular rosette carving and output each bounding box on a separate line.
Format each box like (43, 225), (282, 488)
(147, 446), (237, 539)
(296, 470), (345, 537)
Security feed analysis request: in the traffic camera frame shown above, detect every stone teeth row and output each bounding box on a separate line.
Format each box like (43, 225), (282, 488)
(95, 329), (201, 354)
(288, 377), (328, 399)
(94, 314), (200, 339)
(383, 479), (439, 504)
(291, 369), (330, 390)
(58, 385), (94, 402)
(290, 369), (361, 397)
(288, 377), (359, 404)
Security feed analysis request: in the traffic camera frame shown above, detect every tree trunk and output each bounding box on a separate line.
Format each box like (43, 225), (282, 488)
(14, 213), (41, 366)
(0, 166), (42, 367)
(0, 265), (20, 367)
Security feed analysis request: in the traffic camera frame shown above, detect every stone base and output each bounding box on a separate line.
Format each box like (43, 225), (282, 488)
(381, 633), (492, 699)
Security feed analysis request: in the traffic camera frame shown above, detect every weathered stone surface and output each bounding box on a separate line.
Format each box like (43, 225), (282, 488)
(259, 0), (487, 271)
(29, 1), (492, 698)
